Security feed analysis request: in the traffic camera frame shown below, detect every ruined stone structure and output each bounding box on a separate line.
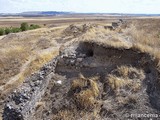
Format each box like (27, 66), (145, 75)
(3, 41), (160, 120)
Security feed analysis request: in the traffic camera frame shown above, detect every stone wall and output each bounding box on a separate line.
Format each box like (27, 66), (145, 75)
(3, 57), (59, 120)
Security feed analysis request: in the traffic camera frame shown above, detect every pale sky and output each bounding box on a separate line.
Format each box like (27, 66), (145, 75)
(0, 0), (160, 14)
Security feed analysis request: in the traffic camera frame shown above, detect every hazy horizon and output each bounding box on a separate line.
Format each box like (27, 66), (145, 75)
(0, 0), (160, 14)
(1, 11), (160, 15)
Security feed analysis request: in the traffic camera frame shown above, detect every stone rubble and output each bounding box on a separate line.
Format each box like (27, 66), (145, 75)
(3, 57), (60, 120)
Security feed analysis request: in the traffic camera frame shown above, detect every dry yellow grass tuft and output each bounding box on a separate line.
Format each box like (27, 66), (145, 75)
(35, 102), (45, 111)
(75, 89), (97, 109)
(71, 73), (87, 89)
(107, 75), (131, 90)
(71, 74), (100, 110)
(89, 79), (99, 97)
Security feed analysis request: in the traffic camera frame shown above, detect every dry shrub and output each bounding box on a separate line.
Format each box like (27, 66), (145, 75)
(75, 89), (97, 110)
(71, 74), (100, 110)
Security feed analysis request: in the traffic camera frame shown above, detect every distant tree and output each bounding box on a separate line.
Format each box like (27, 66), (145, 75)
(29, 24), (41, 30)
(34, 24), (40, 29)
(0, 28), (5, 36)
(0, 23), (41, 36)
(20, 22), (29, 31)
(5, 28), (12, 34)
(12, 27), (21, 33)
(29, 24), (35, 30)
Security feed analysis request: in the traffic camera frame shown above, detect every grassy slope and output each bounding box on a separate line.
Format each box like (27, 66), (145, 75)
(0, 27), (64, 98)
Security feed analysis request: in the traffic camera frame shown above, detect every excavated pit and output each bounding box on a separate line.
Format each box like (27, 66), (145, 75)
(3, 41), (160, 120)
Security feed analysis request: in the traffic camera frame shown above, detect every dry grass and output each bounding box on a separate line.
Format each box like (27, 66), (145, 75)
(81, 25), (113, 40)
(78, 21), (160, 62)
(0, 27), (62, 97)
(107, 75), (131, 90)
(71, 74), (100, 110)
(80, 25), (133, 49)
(116, 94), (138, 106)
(114, 65), (145, 80)
(0, 46), (30, 85)
(23, 50), (58, 78)
(71, 74), (88, 89)
(0, 27), (63, 120)
(0, 47), (59, 99)
(75, 89), (97, 109)
(52, 109), (101, 120)
(125, 22), (160, 60)
(35, 102), (45, 111)
(107, 66), (145, 93)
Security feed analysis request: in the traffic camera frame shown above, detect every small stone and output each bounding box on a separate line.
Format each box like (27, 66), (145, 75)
(70, 60), (75, 65)
(56, 80), (62, 85)
(77, 58), (83, 62)
(7, 104), (12, 109)
(13, 90), (17, 93)
(79, 53), (86, 57)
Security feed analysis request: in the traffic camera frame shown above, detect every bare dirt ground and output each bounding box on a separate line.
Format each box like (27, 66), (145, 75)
(0, 16), (160, 120)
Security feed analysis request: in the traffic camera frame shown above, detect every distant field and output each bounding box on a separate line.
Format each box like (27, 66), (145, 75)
(0, 16), (116, 27)
(1, 15), (160, 28)
(0, 15), (140, 28)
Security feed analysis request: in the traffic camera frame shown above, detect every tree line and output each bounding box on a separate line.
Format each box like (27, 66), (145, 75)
(0, 22), (41, 36)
